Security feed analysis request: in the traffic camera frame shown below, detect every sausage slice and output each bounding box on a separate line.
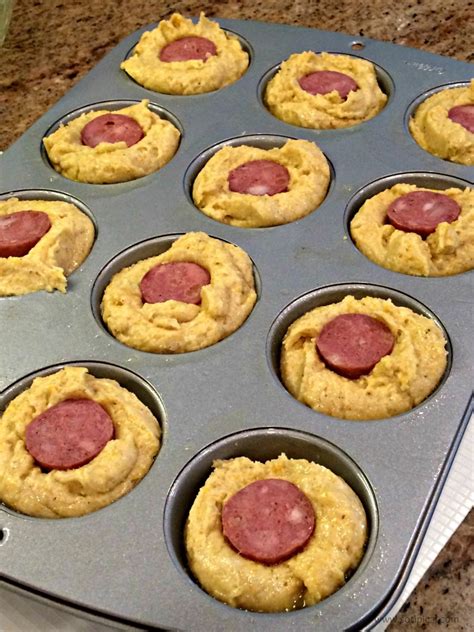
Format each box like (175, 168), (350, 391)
(81, 114), (144, 148)
(159, 36), (217, 62)
(448, 104), (474, 134)
(25, 399), (115, 471)
(140, 261), (210, 305)
(228, 159), (290, 196)
(386, 190), (461, 237)
(0, 211), (51, 258)
(298, 70), (359, 99)
(221, 478), (315, 565)
(316, 313), (395, 379)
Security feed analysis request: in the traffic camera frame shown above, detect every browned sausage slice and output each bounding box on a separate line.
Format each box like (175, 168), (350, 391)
(81, 114), (144, 148)
(447, 104), (474, 134)
(159, 36), (217, 62)
(298, 70), (359, 99)
(386, 191), (461, 237)
(316, 313), (395, 379)
(221, 478), (315, 565)
(140, 261), (210, 305)
(228, 159), (290, 196)
(25, 399), (115, 471)
(0, 211), (51, 258)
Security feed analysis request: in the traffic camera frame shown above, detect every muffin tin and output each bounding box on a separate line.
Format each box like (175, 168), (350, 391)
(0, 17), (473, 631)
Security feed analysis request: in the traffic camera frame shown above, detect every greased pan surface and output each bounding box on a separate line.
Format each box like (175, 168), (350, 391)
(0, 17), (473, 632)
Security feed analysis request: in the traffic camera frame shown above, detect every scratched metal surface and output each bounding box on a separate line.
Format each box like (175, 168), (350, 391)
(0, 18), (473, 632)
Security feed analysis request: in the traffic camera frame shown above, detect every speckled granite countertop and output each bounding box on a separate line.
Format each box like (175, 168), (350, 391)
(0, 0), (473, 630)
(1, 0), (473, 146)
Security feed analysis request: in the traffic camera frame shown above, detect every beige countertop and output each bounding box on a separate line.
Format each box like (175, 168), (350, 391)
(0, 1), (473, 630)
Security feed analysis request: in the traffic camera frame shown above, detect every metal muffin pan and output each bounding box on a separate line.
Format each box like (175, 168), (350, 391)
(0, 17), (472, 632)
